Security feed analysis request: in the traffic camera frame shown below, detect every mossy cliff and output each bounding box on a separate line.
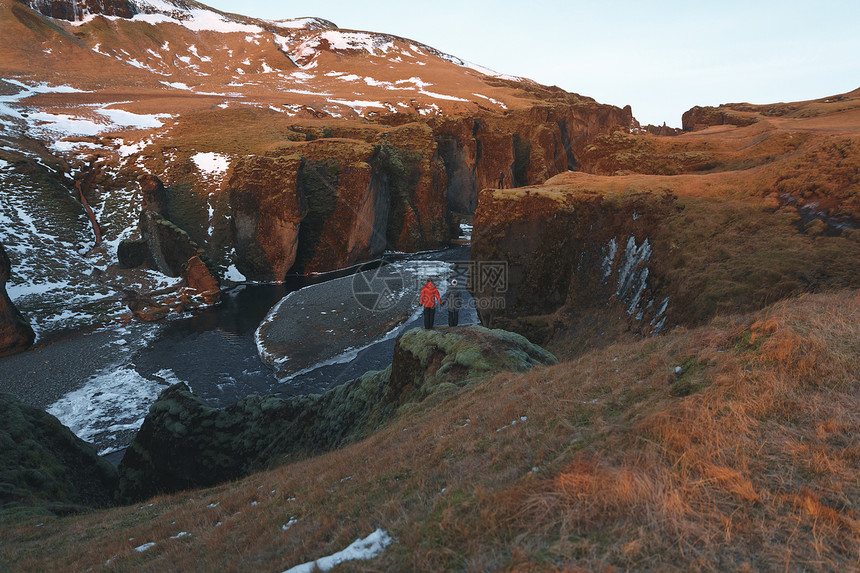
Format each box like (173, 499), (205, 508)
(117, 325), (557, 502)
(228, 154), (308, 281)
(0, 392), (118, 516)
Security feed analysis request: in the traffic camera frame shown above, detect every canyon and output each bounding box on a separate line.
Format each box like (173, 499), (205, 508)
(0, 0), (858, 571)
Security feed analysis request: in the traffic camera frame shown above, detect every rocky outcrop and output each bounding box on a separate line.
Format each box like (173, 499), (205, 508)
(470, 182), (678, 344)
(388, 326), (558, 401)
(121, 289), (170, 322)
(0, 243), (35, 357)
(0, 392), (118, 515)
(432, 102), (634, 215)
(182, 255), (219, 303)
(375, 123), (449, 253)
(117, 238), (151, 269)
(146, 103), (631, 279)
(117, 325), (556, 501)
(139, 174), (169, 218)
(682, 105), (758, 131)
(228, 154), (307, 281)
(292, 139), (388, 273)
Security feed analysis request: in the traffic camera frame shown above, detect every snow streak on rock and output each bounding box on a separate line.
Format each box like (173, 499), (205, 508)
(599, 236), (668, 332)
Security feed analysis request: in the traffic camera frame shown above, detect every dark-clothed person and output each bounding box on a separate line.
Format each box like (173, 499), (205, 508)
(445, 279), (463, 326)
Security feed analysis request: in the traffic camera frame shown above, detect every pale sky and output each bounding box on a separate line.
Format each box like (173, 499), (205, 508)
(204, 0), (860, 127)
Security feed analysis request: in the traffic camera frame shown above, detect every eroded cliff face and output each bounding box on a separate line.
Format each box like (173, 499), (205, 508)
(0, 243), (35, 356)
(470, 90), (860, 350)
(140, 101), (632, 281)
(433, 102), (634, 214)
(470, 183), (680, 346)
(228, 155), (307, 281)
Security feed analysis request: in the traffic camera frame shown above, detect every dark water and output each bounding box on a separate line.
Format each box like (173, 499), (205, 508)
(132, 246), (474, 406)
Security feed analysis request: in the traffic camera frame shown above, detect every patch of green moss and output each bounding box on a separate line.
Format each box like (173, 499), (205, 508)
(669, 357), (710, 397)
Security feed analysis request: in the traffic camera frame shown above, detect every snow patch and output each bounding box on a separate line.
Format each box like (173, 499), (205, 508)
(191, 152), (231, 177)
(282, 529), (393, 573)
(600, 238), (617, 283)
(160, 81), (192, 90)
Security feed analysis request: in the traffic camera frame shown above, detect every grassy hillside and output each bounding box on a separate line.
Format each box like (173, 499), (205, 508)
(1, 289), (857, 571)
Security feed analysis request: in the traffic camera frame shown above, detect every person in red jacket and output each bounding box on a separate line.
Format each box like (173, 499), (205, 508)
(420, 279), (442, 329)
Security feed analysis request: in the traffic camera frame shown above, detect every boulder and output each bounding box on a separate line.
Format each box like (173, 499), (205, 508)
(0, 392), (118, 515)
(121, 289), (170, 322)
(228, 154), (307, 281)
(0, 243), (35, 357)
(117, 325), (557, 501)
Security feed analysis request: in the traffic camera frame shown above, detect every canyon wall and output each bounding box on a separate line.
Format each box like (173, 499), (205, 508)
(0, 243), (35, 356)
(149, 102), (633, 281)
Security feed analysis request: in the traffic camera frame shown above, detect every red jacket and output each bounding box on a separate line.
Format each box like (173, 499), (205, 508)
(420, 282), (441, 307)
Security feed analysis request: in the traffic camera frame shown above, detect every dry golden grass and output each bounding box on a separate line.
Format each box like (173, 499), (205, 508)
(1, 290), (858, 571)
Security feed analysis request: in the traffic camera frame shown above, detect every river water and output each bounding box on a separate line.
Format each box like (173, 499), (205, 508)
(0, 245), (477, 458)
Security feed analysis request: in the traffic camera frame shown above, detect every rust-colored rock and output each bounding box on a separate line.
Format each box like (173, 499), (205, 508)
(122, 289), (171, 322)
(682, 105), (757, 131)
(228, 154), (307, 281)
(182, 255), (220, 304)
(471, 169), (860, 348)
(377, 122), (449, 252)
(0, 243), (35, 356)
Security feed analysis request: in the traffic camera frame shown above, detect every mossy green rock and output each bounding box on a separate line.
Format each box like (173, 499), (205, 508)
(390, 325), (558, 398)
(118, 326), (556, 502)
(0, 393), (118, 516)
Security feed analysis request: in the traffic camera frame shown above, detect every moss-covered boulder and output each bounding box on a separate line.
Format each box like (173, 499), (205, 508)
(388, 325), (558, 401)
(0, 393), (118, 516)
(0, 243), (34, 357)
(117, 326), (557, 502)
